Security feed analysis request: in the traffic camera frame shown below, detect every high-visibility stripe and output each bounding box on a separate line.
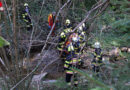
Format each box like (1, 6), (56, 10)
(78, 59), (81, 62)
(70, 59), (78, 63)
(68, 45), (74, 51)
(65, 61), (70, 64)
(57, 47), (63, 51)
(92, 62), (103, 66)
(61, 35), (66, 38)
(48, 14), (53, 23)
(66, 70), (73, 74)
(23, 19), (28, 22)
(64, 28), (72, 33)
(64, 64), (69, 68)
(94, 52), (102, 56)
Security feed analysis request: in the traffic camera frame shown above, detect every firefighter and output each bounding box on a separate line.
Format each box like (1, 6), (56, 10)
(64, 53), (82, 86)
(57, 19), (72, 49)
(57, 19), (72, 61)
(76, 23), (86, 53)
(22, 3), (32, 31)
(78, 26), (86, 44)
(48, 11), (56, 36)
(63, 33), (82, 86)
(92, 42), (103, 76)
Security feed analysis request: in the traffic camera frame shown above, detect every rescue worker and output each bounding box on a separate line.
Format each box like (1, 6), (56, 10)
(76, 23), (86, 53)
(22, 3), (32, 31)
(63, 33), (82, 86)
(48, 11), (56, 36)
(0, 1), (4, 12)
(57, 19), (72, 61)
(92, 42), (103, 76)
(64, 53), (82, 86)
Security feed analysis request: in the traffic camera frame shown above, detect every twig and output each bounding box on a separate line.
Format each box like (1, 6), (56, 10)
(0, 57), (8, 70)
(39, 0), (46, 17)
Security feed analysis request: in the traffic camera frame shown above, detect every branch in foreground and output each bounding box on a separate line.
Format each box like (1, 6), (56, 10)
(71, 68), (112, 90)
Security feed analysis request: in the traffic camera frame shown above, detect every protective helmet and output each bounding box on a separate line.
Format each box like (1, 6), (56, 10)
(79, 26), (83, 31)
(77, 26), (83, 33)
(82, 23), (85, 28)
(72, 33), (79, 42)
(24, 3), (28, 7)
(65, 19), (70, 25)
(94, 42), (101, 48)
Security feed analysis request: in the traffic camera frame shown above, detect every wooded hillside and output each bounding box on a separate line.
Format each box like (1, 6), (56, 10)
(0, 0), (130, 90)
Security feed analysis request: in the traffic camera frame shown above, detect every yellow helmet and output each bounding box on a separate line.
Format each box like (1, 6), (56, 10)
(65, 19), (70, 25)
(24, 3), (28, 7)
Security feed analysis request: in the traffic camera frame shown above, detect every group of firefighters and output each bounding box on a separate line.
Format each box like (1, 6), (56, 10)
(0, 2), (104, 87)
(57, 19), (103, 86)
(21, 3), (103, 86)
(57, 19), (86, 86)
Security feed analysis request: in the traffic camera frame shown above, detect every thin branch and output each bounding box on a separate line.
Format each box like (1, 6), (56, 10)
(39, 0), (46, 17)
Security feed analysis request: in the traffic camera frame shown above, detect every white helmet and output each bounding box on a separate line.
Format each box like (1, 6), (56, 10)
(65, 19), (70, 25)
(79, 26), (83, 31)
(72, 33), (79, 42)
(94, 42), (101, 48)
(72, 37), (79, 42)
(82, 23), (85, 28)
(77, 26), (83, 33)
